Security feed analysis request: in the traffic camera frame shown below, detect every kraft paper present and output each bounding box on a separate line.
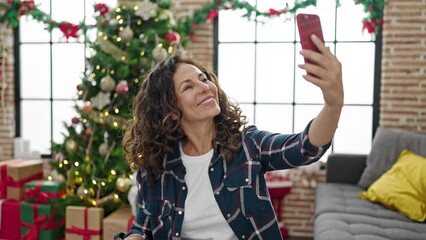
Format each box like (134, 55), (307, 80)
(0, 159), (44, 200)
(65, 206), (104, 240)
(103, 205), (135, 240)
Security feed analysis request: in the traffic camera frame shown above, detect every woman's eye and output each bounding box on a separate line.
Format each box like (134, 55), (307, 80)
(183, 85), (192, 91)
(202, 78), (209, 82)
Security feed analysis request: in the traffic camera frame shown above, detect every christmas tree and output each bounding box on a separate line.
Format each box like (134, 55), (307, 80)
(50, 0), (187, 215)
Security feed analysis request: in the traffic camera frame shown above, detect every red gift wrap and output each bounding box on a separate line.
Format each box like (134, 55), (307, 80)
(0, 200), (21, 240)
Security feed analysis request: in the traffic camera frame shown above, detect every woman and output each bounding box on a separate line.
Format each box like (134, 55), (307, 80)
(117, 34), (343, 240)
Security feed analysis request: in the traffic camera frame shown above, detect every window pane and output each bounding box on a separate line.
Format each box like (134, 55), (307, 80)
(337, 42), (375, 105)
(218, 43), (255, 103)
(218, 9), (255, 42)
(239, 103), (254, 126)
(52, 100), (76, 144)
(51, 0), (85, 42)
(294, 43), (336, 104)
(294, 105), (323, 133)
(333, 106), (373, 154)
(21, 100), (51, 154)
(256, 0), (295, 42)
(336, 0), (373, 41)
(20, 44), (51, 99)
(19, 0), (51, 42)
(256, 43), (294, 103)
(256, 18), (295, 42)
(255, 104), (293, 133)
(52, 43), (85, 99)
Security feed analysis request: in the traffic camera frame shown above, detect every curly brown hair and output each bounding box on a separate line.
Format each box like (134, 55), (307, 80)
(122, 55), (247, 186)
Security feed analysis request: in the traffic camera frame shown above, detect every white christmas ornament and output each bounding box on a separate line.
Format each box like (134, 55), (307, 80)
(100, 75), (116, 92)
(90, 92), (111, 109)
(152, 46), (168, 62)
(135, 0), (158, 21)
(119, 26), (134, 43)
(98, 142), (109, 157)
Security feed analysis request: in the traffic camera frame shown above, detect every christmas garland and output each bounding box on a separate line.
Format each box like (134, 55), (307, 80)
(0, 0), (386, 43)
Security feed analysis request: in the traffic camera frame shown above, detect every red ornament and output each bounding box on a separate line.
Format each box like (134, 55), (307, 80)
(191, 23), (198, 30)
(58, 22), (80, 41)
(84, 102), (92, 111)
(71, 117), (79, 124)
(85, 128), (92, 134)
(164, 31), (181, 44)
(95, 3), (109, 16)
(116, 81), (129, 95)
(189, 34), (196, 41)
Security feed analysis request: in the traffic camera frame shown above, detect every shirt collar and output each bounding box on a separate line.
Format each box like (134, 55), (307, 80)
(163, 139), (221, 170)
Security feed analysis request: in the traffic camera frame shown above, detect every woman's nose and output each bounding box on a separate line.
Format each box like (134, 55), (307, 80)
(198, 81), (209, 92)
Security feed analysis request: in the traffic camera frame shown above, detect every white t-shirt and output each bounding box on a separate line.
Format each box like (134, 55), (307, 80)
(179, 142), (238, 240)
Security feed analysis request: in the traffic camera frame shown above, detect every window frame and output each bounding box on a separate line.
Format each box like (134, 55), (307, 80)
(212, 9), (382, 152)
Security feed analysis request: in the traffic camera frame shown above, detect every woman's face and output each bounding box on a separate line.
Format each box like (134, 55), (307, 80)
(173, 63), (220, 126)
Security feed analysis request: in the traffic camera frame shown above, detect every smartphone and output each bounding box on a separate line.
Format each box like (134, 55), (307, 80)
(296, 13), (325, 64)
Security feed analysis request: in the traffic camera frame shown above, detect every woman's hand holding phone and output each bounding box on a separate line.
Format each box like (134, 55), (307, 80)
(298, 34), (344, 110)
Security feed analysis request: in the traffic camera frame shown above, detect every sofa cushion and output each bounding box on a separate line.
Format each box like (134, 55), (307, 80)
(315, 183), (408, 221)
(357, 127), (426, 189)
(315, 183), (426, 240)
(315, 212), (426, 240)
(360, 149), (426, 222)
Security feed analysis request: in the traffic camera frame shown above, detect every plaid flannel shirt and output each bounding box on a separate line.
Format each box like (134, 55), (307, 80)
(119, 121), (330, 240)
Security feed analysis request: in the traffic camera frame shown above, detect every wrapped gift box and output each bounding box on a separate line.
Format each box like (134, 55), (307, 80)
(21, 202), (65, 240)
(65, 206), (104, 240)
(24, 180), (66, 204)
(0, 200), (21, 240)
(103, 205), (135, 240)
(0, 159), (43, 200)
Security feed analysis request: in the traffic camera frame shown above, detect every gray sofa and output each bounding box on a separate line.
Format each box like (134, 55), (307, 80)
(314, 127), (426, 240)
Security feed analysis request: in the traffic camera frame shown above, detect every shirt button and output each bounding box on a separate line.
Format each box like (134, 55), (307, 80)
(227, 213), (231, 218)
(175, 233), (179, 236)
(182, 186), (186, 190)
(242, 235), (245, 239)
(245, 178), (249, 182)
(215, 191), (220, 195)
(178, 211), (182, 215)
(210, 167), (214, 171)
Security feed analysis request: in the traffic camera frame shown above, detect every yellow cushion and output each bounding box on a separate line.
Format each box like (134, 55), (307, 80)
(360, 149), (426, 222)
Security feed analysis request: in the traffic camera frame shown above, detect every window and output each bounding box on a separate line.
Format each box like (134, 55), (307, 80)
(17, 0), (117, 155)
(215, 0), (380, 156)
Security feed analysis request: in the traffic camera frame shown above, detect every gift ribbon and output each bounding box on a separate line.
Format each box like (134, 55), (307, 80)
(65, 207), (101, 240)
(0, 160), (43, 198)
(127, 216), (135, 231)
(24, 181), (66, 204)
(21, 203), (65, 240)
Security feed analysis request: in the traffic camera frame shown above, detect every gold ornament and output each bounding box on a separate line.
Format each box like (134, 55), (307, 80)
(152, 46), (168, 62)
(65, 139), (77, 153)
(76, 185), (86, 198)
(115, 176), (132, 193)
(119, 26), (134, 43)
(100, 75), (116, 92)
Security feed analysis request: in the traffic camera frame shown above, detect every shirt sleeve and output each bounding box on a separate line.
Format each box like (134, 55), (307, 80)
(118, 170), (150, 240)
(246, 119), (331, 171)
